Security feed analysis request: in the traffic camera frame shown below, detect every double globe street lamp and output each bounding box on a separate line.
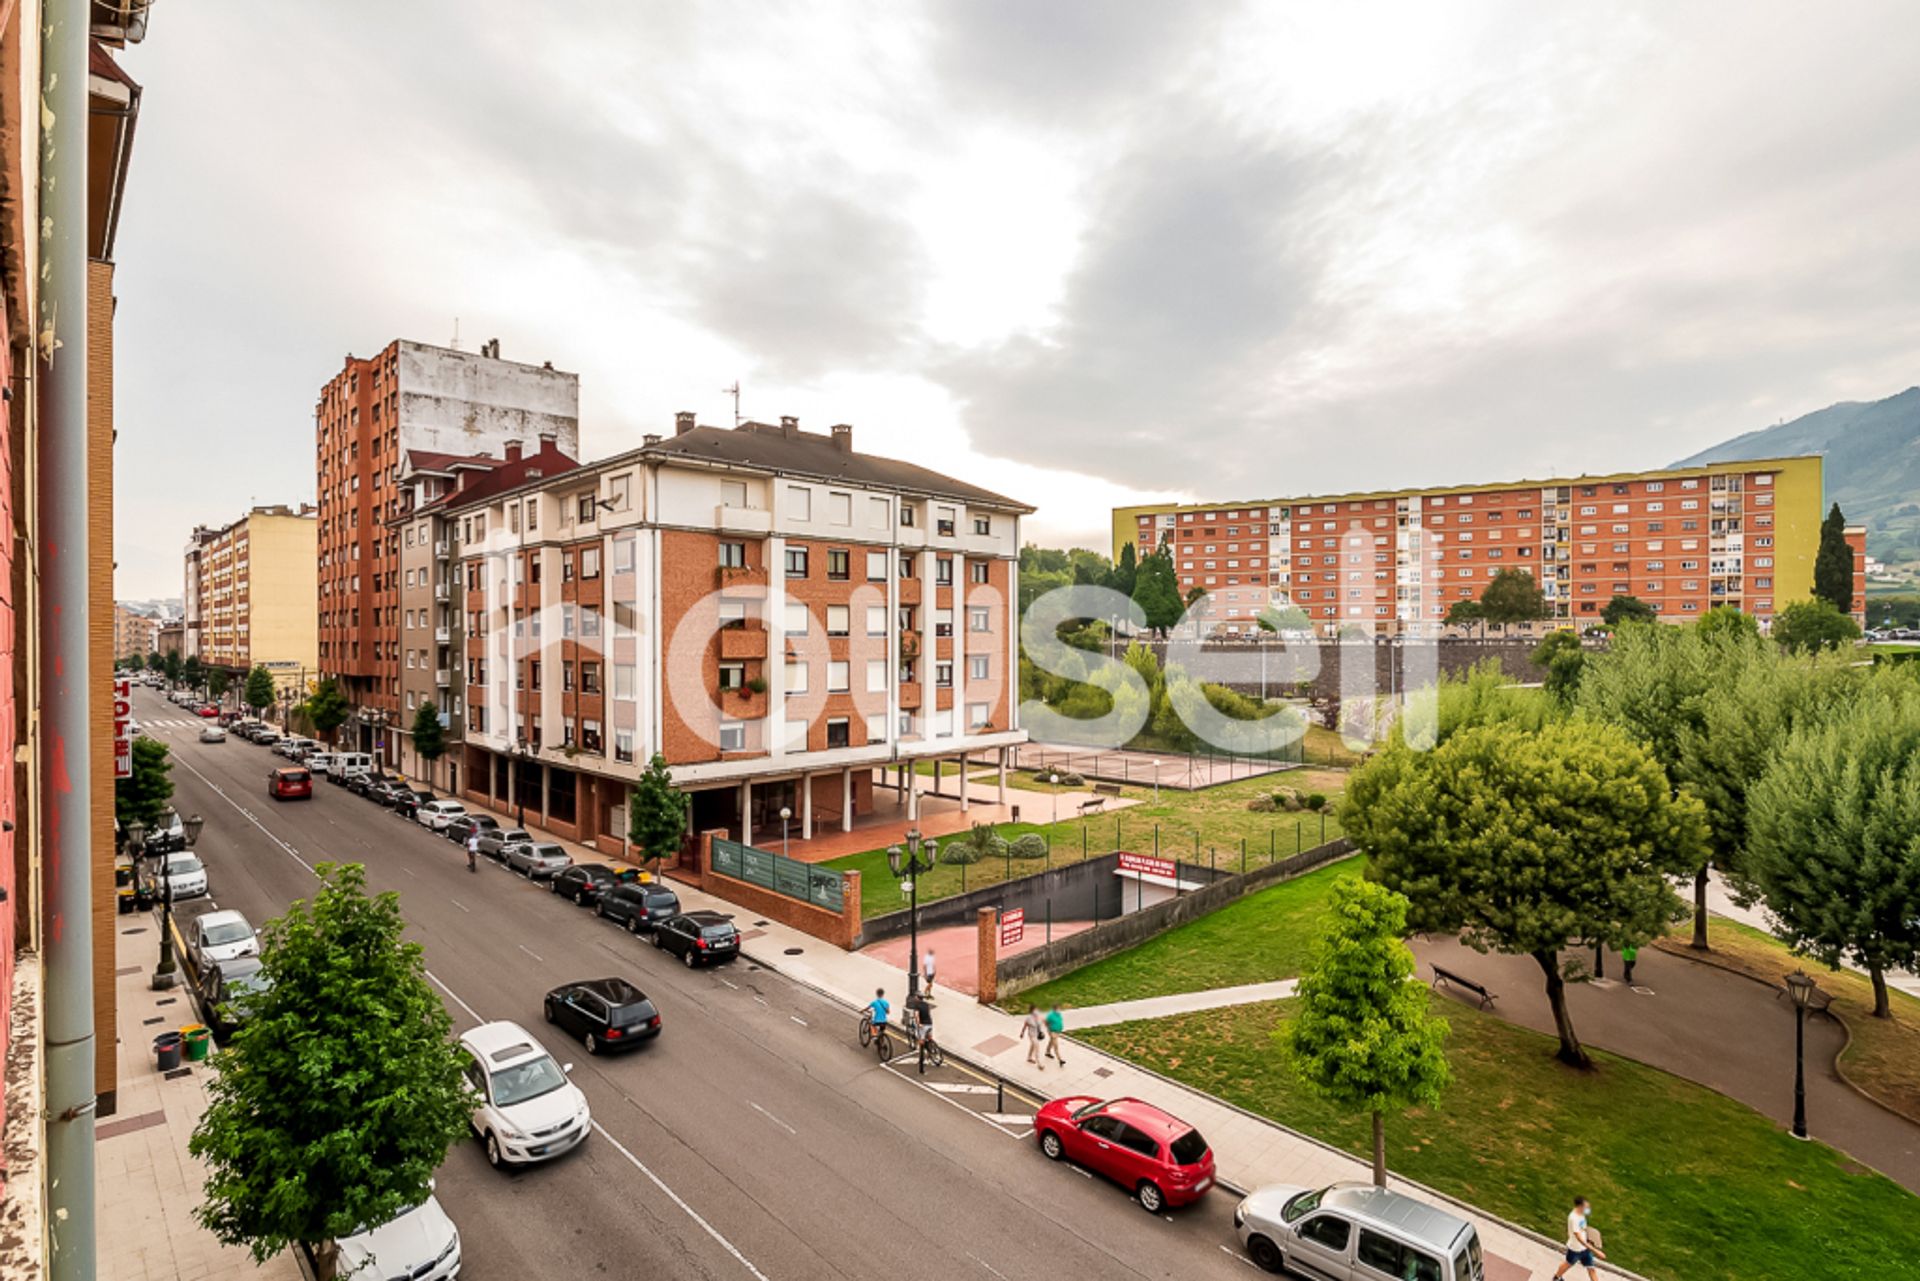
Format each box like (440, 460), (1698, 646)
(124, 812), (205, 991)
(886, 829), (939, 998)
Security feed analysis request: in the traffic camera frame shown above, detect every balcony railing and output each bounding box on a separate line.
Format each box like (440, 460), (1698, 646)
(434, 626), (450, 643)
(434, 669), (450, 687)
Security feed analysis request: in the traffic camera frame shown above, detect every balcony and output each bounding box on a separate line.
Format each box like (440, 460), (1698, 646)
(718, 624), (768, 660)
(434, 583), (449, 601)
(720, 685), (768, 718)
(435, 625), (450, 643)
(434, 540), (450, 559)
(898, 681), (923, 709)
(715, 563), (769, 594)
(714, 504), (774, 537)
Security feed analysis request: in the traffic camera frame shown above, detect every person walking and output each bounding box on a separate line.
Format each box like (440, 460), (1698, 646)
(1621, 945), (1638, 985)
(1021, 1006), (1047, 1069)
(1044, 1004), (1066, 1066)
(1552, 1196), (1605, 1281)
(920, 947), (937, 993)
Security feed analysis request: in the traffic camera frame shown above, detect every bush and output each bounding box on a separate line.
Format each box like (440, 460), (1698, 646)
(1305, 793), (1327, 811)
(1273, 788), (1303, 811)
(1246, 795), (1277, 813)
(1007, 833), (1050, 860)
(940, 824), (1004, 864)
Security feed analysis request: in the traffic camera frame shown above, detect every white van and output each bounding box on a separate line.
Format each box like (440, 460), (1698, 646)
(329, 752), (373, 784)
(1236, 1182), (1484, 1280)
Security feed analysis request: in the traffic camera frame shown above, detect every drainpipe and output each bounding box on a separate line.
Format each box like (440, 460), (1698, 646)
(40, 2), (96, 1276)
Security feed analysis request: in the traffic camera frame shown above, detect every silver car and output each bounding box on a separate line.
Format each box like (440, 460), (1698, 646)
(476, 827), (533, 860)
(1236, 1183), (1484, 1280)
(503, 841), (571, 879)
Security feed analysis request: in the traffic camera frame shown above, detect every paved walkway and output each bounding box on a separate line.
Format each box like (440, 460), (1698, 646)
(861, 918), (1097, 998)
(1704, 873), (1920, 999)
(1066, 979), (1301, 1029)
(100, 910), (302, 1281)
(1409, 934), (1920, 1191)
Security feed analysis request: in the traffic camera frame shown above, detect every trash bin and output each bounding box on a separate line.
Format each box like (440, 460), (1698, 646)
(182, 1024), (212, 1063)
(153, 1031), (183, 1071)
(117, 886), (136, 915)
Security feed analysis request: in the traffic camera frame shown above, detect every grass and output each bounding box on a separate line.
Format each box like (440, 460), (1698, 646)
(1003, 855), (1363, 1011)
(825, 769), (1352, 919)
(1657, 917), (1920, 1123)
(1081, 996), (1917, 1281)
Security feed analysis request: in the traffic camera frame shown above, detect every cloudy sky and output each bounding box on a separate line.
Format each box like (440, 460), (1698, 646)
(112, 1), (1920, 599)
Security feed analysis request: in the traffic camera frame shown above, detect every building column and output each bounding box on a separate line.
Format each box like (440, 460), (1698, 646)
(959, 756), (970, 813)
(908, 762), (920, 822)
(801, 772), (814, 840)
(933, 758), (942, 797)
(842, 767), (853, 832)
(505, 751), (516, 812)
(997, 746), (1008, 806)
(740, 777), (752, 845)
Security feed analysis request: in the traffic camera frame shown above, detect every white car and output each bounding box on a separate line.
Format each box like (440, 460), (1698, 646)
(190, 910), (258, 970)
(417, 800), (468, 832)
(199, 725), (227, 744)
(157, 853), (208, 899)
(335, 1193), (461, 1281)
(305, 751), (337, 776)
(458, 1021), (590, 1169)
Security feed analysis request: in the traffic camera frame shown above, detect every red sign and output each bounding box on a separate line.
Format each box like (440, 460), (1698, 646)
(1117, 851), (1176, 880)
(999, 908), (1025, 948)
(113, 679), (132, 779)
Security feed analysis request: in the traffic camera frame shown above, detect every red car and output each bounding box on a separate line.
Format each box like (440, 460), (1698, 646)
(1034, 1096), (1215, 1212)
(196, 705), (220, 719)
(268, 767), (313, 800)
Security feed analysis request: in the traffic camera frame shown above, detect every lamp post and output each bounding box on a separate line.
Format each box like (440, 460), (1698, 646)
(780, 805), (792, 859)
(1048, 771), (1061, 828)
(886, 829), (938, 998)
(131, 812), (204, 990)
(1150, 760), (1161, 805)
(1785, 969), (1816, 1140)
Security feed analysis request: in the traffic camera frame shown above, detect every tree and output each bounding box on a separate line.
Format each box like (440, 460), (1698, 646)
(1746, 677), (1920, 1017)
(1067, 548), (1112, 586)
(1813, 502), (1854, 615)
(115, 737), (173, 832)
(207, 669), (230, 702)
(410, 701), (447, 791)
(1346, 720), (1704, 1067)
(182, 654), (204, 691)
(191, 863), (472, 1279)
(1601, 594), (1656, 627)
(1107, 541), (1138, 597)
(304, 677), (350, 744)
(145, 650), (162, 673)
(1442, 599), (1483, 636)
(1184, 585), (1209, 609)
(1772, 598), (1860, 654)
(161, 649), (183, 684)
(1284, 879), (1450, 1186)
(1477, 569), (1546, 634)
(244, 665), (277, 715)
(1695, 604), (1760, 643)
(627, 753), (691, 869)
(1530, 630), (1586, 704)
(1130, 546), (1183, 637)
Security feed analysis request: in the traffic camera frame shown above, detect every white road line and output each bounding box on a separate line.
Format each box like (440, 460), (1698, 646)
(927, 1082), (995, 1095)
(753, 995), (769, 1007)
(789, 1016), (808, 1027)
(984, 1113), (1033, 1125)
(169, 755), (314, 876)
(517, 944), (543, 963)
(718, 978), (739, 990)
(967, 1253), (1007, 1280)
(880, 1060), (1035, 1138)
(1219, 1245), (1257, 1270)
(748, 1102), (796, 1136)
(450, 899), (470, 913)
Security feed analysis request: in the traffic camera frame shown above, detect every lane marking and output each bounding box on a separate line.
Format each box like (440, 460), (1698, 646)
(748, 1102), (796, 1136)
(927, 1082), (995, 1095)
(968, 1253), (1007, 1280)
(718, 978), (739, 990)
(789, 1016), (808, 1027)
(879, 1060), (1040, 1139)
(1220, 1245), (1257, 1270)
(518, 944), (544, 963)
(450, 899), (471, 913)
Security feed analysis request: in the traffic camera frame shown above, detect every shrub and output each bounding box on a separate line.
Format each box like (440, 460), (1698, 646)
(1273, 788), (1303, 811)
(1305, 792), (1327, 811)
(1246, 795), (1277, 813)
(940, 823), (1003, 864)
(1007, 833), (1050, 860)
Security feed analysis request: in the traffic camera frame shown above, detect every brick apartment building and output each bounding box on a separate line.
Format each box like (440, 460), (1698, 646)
(448, 414), (1030, 857)
(180, 503), (317, 693)
(314, 338), (579, 761)
(1115, 455), (1868, 636)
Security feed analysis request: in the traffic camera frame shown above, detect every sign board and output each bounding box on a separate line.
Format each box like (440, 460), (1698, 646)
(1117, 850), (1176, 880)
(113, 678), (133, 779)
(999, 907), (1025, 948)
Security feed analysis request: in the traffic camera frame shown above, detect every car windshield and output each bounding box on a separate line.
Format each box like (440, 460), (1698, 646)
(203, 921), (252, 945)
(499, 830), (529, 842)
(283, 771), (310, 782)
(1282, 1188), (1327, 1222)
(535, 845), (566, 860)
(489, 1055), (567, 1106)
(700, 924), (736, 939)
(166, 856), (203, 875)
(1169, 1129), (1208, 1166)
(1070, 1099), (1111, 1121)
(645, 891), (679, 912)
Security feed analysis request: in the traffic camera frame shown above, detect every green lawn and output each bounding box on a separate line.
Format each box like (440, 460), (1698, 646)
(1081, 997), (1917, 1281)
(827, 769), (1351, 919)
(1004, 855), (1363, 1011)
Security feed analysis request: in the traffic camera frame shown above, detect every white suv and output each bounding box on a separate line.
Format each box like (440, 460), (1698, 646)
(458, 1021), (590, 1169)
(417, 800), (468, 832)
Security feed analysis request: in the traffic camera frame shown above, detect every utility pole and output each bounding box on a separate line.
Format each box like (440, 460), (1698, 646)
(722, 380), (742, 426)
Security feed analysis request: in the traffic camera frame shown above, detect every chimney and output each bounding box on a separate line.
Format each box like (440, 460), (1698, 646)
(642, 433), (663, 447)
(831, 423), (853, 453)
(780, 415), (800, 438)
(538, 430), (558, 452)
(674, 411), (696, 436)
(504, 439), (524, 463)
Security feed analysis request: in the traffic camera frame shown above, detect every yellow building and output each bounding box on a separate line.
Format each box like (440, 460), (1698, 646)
(185, 504), (318, 689)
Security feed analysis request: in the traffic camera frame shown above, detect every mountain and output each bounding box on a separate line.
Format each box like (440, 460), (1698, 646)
(1671, 387), (1920, 567)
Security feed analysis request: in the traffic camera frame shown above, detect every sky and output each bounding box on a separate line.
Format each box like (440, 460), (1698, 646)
(111, 1), (1920, 599)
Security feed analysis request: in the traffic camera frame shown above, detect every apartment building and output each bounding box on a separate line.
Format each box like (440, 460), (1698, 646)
(1114, 455), (1867, 636)
(314, 338), (579, 760)
(112, 604), (161, 660)
(451, 415), (1030, 857)
(182, 504), (318, 689)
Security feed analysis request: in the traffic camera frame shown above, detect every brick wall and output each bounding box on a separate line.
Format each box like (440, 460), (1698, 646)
(0, 262), (15, 1142)
(669, 829), (862, 949)
(87, 260), (116, 1112)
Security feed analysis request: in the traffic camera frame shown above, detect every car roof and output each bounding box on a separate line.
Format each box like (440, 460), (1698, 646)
(574, 863), (613, 875)
(567, 977), (651, 1005)
(273, 766), (307, 776)
(1100, 1097), (1197, 1137)
(533, 843), (566, 855)
(1317, 1183), (1475, 1252)
(215, 955), (264, 978)
(460, 1020), (551, 1066)
(683, 910), (732, 926)
(198, 909), (249, 931)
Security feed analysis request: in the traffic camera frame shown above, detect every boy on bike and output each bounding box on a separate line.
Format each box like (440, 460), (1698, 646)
(866, 989), (890, 1040)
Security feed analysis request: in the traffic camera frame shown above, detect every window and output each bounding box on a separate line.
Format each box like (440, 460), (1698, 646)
(828, 661), (850, 693)
(784, 719), (808, 752)
(582, 662), (601, 694)
(866, 551), (889, 581)
(936, 506), (956, 536)
(1357, 1229), (1440, 1281)
(607, 475), (631, 510)
(866, 606), (888, 636)
(969, 606), (991, 632)
(824, 717), (850, 749)
(827, 549), (850, 580)
(581, 546), (600, 579)
(784, 601), (810, 634)
(827, 605), (850, 636)
(785, 547), (809, 577)
(787, 486), (812, 520)
(970, 560), (989, 584)
(614, 664), (636, 699)
(718, 602), (747, 630)
(869, 496), (890, 528)
(829, 492), (852, 525)
(900, 504), (916, 527)
(935, 661), (953, 688)
(525, 500), (538, 531)
(530, 661), (543, 691)
(968, 655), (989, 681)
(1299, 1217), (1351, 1252)
(719, 541), (746, 569)
(935, 609), (953, 638)
(785, 661), (808, 694)
(719, 721), (745, 752)
(899, 555), (916, 579)
(935, 559), (954, 585)
(973, 515), (991, 536)
(578, 494), (596, 523)
(866, 659), (888, 692)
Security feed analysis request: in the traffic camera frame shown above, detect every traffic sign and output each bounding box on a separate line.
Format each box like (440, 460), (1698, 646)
(999, 907), (1025, 948)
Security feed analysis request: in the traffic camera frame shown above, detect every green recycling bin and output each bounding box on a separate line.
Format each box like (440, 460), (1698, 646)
(182, 1024), (212, 1062)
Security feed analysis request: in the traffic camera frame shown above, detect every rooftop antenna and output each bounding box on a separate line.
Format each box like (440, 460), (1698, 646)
(451, 316), (461, 351)
(722, 380), (741, 427)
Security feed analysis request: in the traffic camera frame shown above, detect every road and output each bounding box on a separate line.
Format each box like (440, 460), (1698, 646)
(134, 688), (1259, 1281)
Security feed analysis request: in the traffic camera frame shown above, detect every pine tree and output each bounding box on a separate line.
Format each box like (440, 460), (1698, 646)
(1108, 541), (1138, 596)
(410, 701), (447, 792)
(1130, 546), (1183, 637)
(1813, 502), (1854, 614)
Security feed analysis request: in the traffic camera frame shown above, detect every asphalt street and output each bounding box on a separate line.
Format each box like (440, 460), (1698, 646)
(133, 688), (1261, 1281)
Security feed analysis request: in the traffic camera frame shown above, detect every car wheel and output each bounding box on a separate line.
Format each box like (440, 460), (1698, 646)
(584, 1033), (600, 1055)
(626, 916), (642, 935)
(594, 902), (605, 918)
(683, 949), (697, 968)
(1040, 1130), (1064, 1161)
(485, 1131), (505, 1169)
(575, 890), (588, 906)
(543, 1000), (556, 1024)
(548, 879), (560, 893)
(651, 932), (664, 950)
(1246, 1236), (1284, 1274)
(1137, 1181), (1165, 1214)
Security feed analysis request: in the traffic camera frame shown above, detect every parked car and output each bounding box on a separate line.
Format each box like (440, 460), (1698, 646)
(392, 788), (435, 820)
(417, 800), (468, 832)
(335, 1193), (461, 1281)
(476, 827), (532, 859)
(367, 780), (409, 807)
(651, 911), (739, 968)
(198, 725), (227, 744)
(144, 808), (187, 854)
(248, 726), (281, 746)
(551, 864), (618, 906)
(445, 815), (501, 846)
(328, 751), (373, 784)
(268, 767), (313, 801)
(156, 852), (210, 900)
(1033, 1096), (1215, 1213)
(196, 705), (220, 719)
(504, 842), (571, 879)
(1235, 1182), (1483, 1281)
(274, 736), (316, 759)
(458, 1020), (589, 1169)
(190, 910), (258, 972)
(595, 883), (681, 935)
(202, 955), (268, 1039)
(543, 978), (661, 1055)
(305, 751), (337, 778)
(345, 772), (383, 798)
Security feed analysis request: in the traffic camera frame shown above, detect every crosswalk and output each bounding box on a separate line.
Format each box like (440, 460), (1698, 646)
(145, 718), (209, 729)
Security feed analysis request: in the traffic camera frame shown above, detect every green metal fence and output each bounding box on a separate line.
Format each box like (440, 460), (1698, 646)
(712, 837), (846, 912)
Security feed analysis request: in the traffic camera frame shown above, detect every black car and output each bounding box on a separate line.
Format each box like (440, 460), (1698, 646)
(202, 955), (269, 1040)
(391, 789), (435, 820)
(345, 773), (382, 798)
(652, 911), (740, 968)
(596, 883), (681, 935)
(551, 863), (618, 906)
(542, 977), (661, 1055)
(446, 815), (501, 845)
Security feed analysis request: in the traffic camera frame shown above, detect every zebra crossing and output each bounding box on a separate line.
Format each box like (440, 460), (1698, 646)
(145, 718), (207, 730)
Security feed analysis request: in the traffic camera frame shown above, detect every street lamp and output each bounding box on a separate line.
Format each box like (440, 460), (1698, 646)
(1048, 771), (1062, 827)
(779, 806), (792, 859)
(1150, 760), (1161, 805)
(129, 812), (204, 990)
(886, 829), (939, 998)
(1784, 969), (1817, 1140)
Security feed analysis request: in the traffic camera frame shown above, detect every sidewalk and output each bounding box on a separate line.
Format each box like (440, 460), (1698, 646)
(1066, 979), (1300, 1029)
(99, 910), (302, 1281)
(1705, 873), (1920, 999)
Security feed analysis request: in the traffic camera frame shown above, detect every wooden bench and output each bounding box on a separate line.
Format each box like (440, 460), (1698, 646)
(1430, 964), (1497, 1010)
(1077, 782), (1124, 815)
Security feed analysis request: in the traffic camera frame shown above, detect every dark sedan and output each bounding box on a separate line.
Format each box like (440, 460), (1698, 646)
(202, 955), (270, 1040)
(391, 789), (434, 820)
(542, 977), (661, 1055)
(551, 863), (618, 906)
(446, 815), (501, 846)
(345, 773), (383, 798)
(652, 911), (740, 968)
(595, 883), (681, 935)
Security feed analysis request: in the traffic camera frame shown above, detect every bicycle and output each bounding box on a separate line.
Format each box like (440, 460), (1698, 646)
(903, 1008), (944, 1073)
(857, 1011), (896, 1062)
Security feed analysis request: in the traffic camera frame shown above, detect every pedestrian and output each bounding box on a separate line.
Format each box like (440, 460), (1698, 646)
(1621, 945), (1638, 985)
(1552, 1196), (1605, 1281)
(1044, 1003), (1066, 1066)
(921, 947), (937, 993)
(466, 831), (480, 872)
(1021, 1005), (1046, 1069)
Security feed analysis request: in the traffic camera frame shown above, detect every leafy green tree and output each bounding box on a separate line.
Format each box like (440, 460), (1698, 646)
(1814, 502), (1854, 614)
(145, 650), (162, 673)
(182, 654), (205, 692)
(1018, 566), (1072, 616)
(1019, 545), (1070, 576)
(627, 753), (691, 869)
(410, 701), (447, 791)
(1773, 598), (1860, 654)
(1067, 548), (1112, 586)
(1107, 541), (1138, 597)
(1184, 585), (1209, 610)
(1477, 569), (1546, 634)
(1442, 598), (1484, 635)
(1130, 546), (1183, 637)
(244, 665), (277, 715)
(1746, 677), (1920, 1017)
(1530, 630), (1586, 704)
(161, 649), (183, 684)
(115, 737), (174, 832)
(304, 677), (350, 744)
(1427, 660), (1552, 744)
(1285, 879), (1450, 1186)
(1601, 594), (1656, 627)
(1696, 604), (1760, 642)
(1347, 720), (1705, 1067)
(207, 669), (230, 702)
(191, 863), (472, 1279)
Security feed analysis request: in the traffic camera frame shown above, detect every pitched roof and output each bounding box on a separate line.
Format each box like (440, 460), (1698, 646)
(405, 449), (506, 476)
(431, 441), (581, 515)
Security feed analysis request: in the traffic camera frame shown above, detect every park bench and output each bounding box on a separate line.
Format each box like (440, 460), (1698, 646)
(1430, 964), (1497, 1010)
(1077, 782), (1124, 815)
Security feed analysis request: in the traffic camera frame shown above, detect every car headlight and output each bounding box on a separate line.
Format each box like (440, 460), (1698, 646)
(495, 1122), (525, 1141)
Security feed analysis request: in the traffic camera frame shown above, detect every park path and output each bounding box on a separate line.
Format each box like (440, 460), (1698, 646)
(1064, 979), (1301, 1028)
(1704, 873), (1920, 999)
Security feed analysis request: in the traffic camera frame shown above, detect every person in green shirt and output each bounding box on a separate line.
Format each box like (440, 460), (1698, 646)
(1044, 1005), (1066, 1066)
(1621, 946), (1638, 985)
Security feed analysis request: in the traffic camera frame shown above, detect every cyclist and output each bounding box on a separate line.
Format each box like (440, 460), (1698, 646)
(908, 989), (936, 1059)
(466, 831), (480, 873)
(865, 988), (891, 1048)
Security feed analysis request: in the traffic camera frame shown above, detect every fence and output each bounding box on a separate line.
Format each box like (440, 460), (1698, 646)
(1012, 743), (1308, 789)
(711, 836), (846, 912)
